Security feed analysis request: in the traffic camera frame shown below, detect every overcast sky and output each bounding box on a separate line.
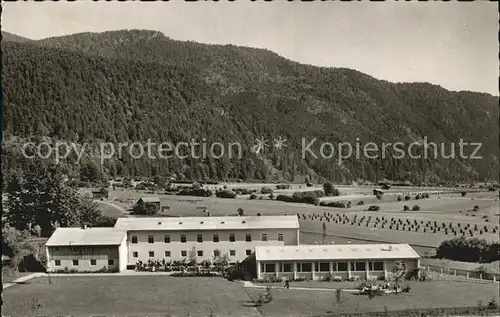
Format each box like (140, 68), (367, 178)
(3, 1), (498, 95)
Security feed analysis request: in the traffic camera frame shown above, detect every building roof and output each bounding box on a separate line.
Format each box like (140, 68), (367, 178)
(139, 196), (161, 203)
(255, 244), (420, 262)
(45, 227), (127, 246)
(114, 215), (300, 231)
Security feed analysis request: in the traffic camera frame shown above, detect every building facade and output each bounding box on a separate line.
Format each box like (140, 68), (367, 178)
(254, 244), (420, 281)
(114, 216), (300, 266)
(45, 227), (128, 273)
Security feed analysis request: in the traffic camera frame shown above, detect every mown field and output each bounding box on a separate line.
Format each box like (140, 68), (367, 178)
(2, 276), (261, 317)
(245, 280), (499, 317)
(103, 187), (499, 249)
(4, 276), (498, 317)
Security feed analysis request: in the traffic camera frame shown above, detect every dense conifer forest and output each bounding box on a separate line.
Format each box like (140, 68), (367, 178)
(2, 30), (499, 183)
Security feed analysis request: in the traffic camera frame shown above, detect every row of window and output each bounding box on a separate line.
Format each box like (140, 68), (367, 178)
(132, 233), (284, 244)
(261, 261), (387, 273)
(54, 259), (115, 267)
(133, 249), (253, 258)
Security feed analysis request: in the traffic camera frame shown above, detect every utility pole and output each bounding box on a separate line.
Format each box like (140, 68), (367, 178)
(322, 222), (326, 244)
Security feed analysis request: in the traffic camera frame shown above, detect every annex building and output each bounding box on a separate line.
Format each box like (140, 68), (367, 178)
(45, 227), (128, 272)
(254, 244), (420, 281)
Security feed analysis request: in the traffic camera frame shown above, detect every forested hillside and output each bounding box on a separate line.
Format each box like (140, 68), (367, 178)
(2, 30), (498, 183)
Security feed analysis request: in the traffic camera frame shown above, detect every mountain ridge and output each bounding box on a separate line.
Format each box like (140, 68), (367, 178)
(2, 29), (498, 183)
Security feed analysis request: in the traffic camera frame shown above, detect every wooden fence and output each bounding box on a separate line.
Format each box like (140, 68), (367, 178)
(317, 306), (499, 317)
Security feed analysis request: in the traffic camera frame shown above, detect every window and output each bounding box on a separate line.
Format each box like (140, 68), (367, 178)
(246, 249), (252, 256)
(181, 235), (187, 243)
(181, 250), (187, 257)
(277, 233), (284, 242)
(298, 263), (312, 272)
(337, 262), (348, 272)
(149, 251), (154, 257)
(197, 234), (203, 243)
(213, 234), (219, 243)
(71, 247), (78, 252)
(282, 263), (293, 272)
(264, 263), (275, 273)
(164, 235), (170, 243)
(229, 250), (236, 256)
(72, 259), (79, 266)
(165, 251), (171, 257)
(245, 234), (252, 242)
(197, 250), (203, 257)
(261, 234), (268, 242)
(108, 259), (114, 266)
(54, 247), (59, 251)
(90, 259), (97, 266)
(54, 260), (61, 267)
(369, 261), (384, 271)
(148, 235), (154, 243)
(131, 236), (138, 244)
(229, 234), (235, 242)
(351, 261), (366, 272)
(133, 252), (138, 258)
(213, 250), (220, 257)
(315, 262), (330, 272)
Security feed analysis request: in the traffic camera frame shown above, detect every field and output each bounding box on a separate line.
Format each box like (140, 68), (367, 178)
(2, 276), (261, 317)
(102, 186), (499, 250)
(245, 280), (499, 316)
(3, 276), (498, 317)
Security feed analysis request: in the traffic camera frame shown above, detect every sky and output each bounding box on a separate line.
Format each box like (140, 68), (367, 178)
(3, 1), (498, 95)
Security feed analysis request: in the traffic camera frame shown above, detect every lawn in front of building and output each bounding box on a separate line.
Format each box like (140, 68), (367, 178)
(245, 280), (500, 317)
(2, 276), (261, 317)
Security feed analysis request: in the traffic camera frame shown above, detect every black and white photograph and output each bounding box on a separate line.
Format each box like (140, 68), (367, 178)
(1, 1), (499, 317)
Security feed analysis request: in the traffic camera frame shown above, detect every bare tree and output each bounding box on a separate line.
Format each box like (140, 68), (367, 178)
(333, 288), (343, 314)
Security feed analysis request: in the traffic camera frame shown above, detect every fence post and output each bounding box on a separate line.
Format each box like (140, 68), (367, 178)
(493, 275), (496, 283)
(454, 270), (456, 277)
(480, 274), (482, 280)
(466, 272), (469, 279)
(440, 268), (443, 274)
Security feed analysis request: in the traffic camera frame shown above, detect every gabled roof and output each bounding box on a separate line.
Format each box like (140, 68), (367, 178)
(139, 196), (161, 203)
(255, 244), (420, 262)
(114, 215), (300, 231)
(45, 228), (127, 246)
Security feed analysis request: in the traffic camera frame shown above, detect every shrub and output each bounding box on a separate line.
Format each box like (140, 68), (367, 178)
(412, 205), (420, 211)
(323, 182), (340, 196)
(473, 205), (480, 211)
(177, 188), (213, 197)
(261, 187), (273, 194)
(306, 182), (313, 187)
(403, 205), (410, 211)
(268, 194), (274, 200)
(376, 194), (383, 200)
(381, 184), (391, 190)
(404, 195), (411, 201)
(356, 200), (364, 205)
(397, 195), (402, 201)
(367, 205), (380, 211)
(461, 191), (467, 197)
(276, 184), (291, 190)
(215, 190), (237, 199)
(249, 194), (257, 200)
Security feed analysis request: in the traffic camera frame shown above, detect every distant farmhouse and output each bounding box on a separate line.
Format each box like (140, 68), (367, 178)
(136, 196), (161, 213)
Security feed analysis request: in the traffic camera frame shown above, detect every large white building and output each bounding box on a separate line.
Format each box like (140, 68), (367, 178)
(44, 215), (421, 280)
(114, 215), (300, 266)
(254, 244), (420, 281)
